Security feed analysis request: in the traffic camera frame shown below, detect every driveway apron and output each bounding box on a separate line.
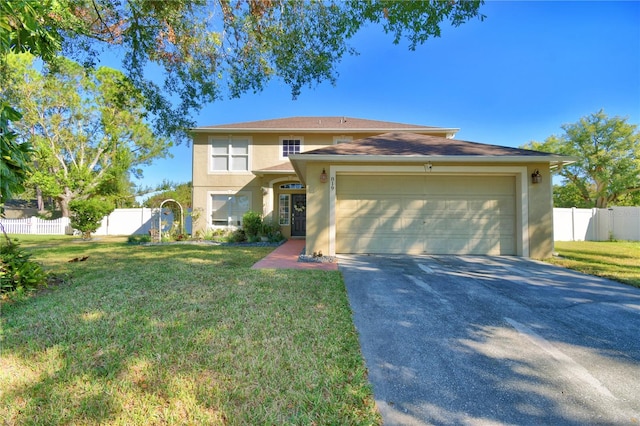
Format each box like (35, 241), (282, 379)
(339, 254), (640, 425)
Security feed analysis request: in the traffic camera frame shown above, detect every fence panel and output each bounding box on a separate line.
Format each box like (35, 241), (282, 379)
(1, 209), (192, 236)
(0, 216), (70, 235)
(554, 207), (640, 241)
(610, 207), (640, 241)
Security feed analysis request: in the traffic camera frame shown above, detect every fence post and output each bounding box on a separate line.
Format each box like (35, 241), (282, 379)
(30, 216), (37, 234)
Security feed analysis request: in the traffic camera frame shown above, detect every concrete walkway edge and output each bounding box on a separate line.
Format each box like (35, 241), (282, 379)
(251, 239), (338, 271)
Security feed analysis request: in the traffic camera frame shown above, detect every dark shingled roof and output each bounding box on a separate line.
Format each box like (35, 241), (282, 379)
(196, 116), (441, 131)
(302, 133), (560, 157)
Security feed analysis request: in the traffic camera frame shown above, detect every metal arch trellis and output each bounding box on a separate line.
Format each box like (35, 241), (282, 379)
(158, 199), (184, 240)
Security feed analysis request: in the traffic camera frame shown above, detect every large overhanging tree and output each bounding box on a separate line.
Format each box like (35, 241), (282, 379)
(2, 53), (171, 216)
(522, 110), (640, 208)
(1, 0), (485, 201)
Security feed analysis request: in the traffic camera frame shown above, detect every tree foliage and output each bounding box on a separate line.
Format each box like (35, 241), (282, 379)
(0, 0), (68, 203)
(142, 181), (192, 209)
(1, 0), (485, 201)
(0, 102), (32, 204)
(523, 110), (640, 208)
(25, 0), (484, 142)
(2, 53), (171, 216)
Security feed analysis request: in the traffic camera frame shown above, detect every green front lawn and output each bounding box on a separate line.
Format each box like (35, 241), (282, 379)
(1, 236), (380, 425)
(548, 241), (640, 288)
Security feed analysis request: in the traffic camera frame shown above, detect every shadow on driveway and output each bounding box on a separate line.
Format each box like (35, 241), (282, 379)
(339, 255), (640, 425)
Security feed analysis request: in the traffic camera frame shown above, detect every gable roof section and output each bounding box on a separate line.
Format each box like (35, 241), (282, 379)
(298, 132), (562, 157)
(192, 116), (458, 135)
(289, 132), (576, 183)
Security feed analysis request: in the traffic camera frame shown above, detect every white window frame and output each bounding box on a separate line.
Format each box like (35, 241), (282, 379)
(209, 191), (252, 228)
(278, 194), (290, 226)
(279, 183), (305, 189)
(280, 136), (303, 159)
(333, 136), (353, 144)
(209, 136), (252, 173)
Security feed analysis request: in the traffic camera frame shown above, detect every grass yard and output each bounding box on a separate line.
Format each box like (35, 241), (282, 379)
(1, 236), (380, 425)
(548, 241), (640, 288)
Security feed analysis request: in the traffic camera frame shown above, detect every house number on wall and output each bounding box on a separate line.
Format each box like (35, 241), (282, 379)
(330, 176), (335, 191)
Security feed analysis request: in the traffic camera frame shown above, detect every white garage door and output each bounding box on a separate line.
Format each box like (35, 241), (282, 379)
(336, 175), (516, 255)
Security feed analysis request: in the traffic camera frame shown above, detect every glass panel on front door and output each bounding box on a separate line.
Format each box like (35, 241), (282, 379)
(291, 194), (306, 237)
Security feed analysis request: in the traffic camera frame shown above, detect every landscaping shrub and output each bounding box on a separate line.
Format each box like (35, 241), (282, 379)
(242, 210), (263, 241)
(261, 220), (285, 242)
(0, 239), (46, 294)
(127, 234), (151, 244)
(226, 228), (246, 243)
(69, 198), (115, 239)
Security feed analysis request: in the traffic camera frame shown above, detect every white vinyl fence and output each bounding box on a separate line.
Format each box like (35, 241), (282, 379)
(554, 207), (640, 241)
(1, 208), (192, 236)
(0, 216), (71, 235)
(4, 206), (637, 241)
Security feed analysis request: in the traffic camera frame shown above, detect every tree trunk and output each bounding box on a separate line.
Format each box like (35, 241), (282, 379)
(36, 186), (44, 211)
(595, 196), (608, 209)
(58, 188), (74, 217)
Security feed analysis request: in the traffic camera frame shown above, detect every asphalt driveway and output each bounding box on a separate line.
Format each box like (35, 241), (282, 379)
(339, 255), (640, 425)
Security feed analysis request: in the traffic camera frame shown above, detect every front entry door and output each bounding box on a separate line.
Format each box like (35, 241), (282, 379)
(291, 194), (306, 237)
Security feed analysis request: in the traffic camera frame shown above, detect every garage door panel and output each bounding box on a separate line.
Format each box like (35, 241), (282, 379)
(336, 175), (517, 255)
(336, 217), (377, 233)
(423, 199), (448, 211)
(403, 198), (426, 211)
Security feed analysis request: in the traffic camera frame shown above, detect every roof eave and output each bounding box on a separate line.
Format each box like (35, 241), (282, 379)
(289, 154), (577, 166)
(190, 127), (460, 135)
(251, 169), (297, 177)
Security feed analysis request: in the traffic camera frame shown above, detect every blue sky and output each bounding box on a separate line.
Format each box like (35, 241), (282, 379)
(135, 1), (640, 192)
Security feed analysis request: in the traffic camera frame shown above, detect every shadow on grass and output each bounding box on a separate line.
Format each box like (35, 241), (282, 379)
(2, 241), (379, 425)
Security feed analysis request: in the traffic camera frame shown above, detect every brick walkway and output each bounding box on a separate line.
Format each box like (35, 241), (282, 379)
(251, 239), (338, 271)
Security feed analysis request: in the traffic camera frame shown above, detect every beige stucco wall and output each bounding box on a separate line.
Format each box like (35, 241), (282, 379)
(191, 131), (410, 234)
(526, 163), (554, 259)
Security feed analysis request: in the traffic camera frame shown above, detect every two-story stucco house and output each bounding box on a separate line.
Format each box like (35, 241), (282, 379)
(191, 116), (573, 258)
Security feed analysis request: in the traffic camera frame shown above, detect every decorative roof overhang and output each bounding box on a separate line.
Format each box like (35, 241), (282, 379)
(190, 116), (459, 136)
(288, 132), (576, 185)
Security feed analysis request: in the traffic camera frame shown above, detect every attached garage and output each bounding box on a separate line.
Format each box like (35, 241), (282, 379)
(336, 174), (516, 255)
(289, 132), (575, 259)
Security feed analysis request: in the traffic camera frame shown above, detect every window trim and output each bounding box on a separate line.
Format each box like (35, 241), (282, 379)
(208, 136), (252, 173)
(279, 183), (305, 190)
(333, 136), (353, 144)
(280, 136), (303, 159)
(278, 194), (290, 226)
(209, 191), (252, 228)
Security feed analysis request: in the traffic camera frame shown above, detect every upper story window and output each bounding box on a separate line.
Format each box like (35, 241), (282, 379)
(333, 136), (353, 144)
(281, 137), (302, 158)
(210, 137), (250, 172)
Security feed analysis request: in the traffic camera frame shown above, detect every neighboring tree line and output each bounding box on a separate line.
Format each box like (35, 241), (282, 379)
(522, 110), (639, 209)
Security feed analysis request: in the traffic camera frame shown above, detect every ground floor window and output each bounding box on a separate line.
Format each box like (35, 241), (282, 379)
(278, 194), (290, 226)
(211, 192), (250, 227)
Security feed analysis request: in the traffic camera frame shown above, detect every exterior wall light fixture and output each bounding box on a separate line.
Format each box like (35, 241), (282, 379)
(531, 169), (542, 184)
(320, 168), (328, 183)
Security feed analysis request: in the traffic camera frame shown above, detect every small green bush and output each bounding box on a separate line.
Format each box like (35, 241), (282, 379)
(198, 228), (229, 242)
(1, 239), (46, 294)
(226, 229), (246, 243)
(242, 211), (263, 239)
(69, 198), (115, 239)
(261, 220), (285, 242)
(127, 234), (151, 244)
